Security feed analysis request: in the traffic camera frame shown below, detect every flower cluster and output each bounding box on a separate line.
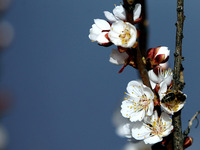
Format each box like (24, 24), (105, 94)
(120, 46), (187, 144)
(89, 4), (141, 48)
(89, 2), (188, 148)
(89, 4), (142, 69)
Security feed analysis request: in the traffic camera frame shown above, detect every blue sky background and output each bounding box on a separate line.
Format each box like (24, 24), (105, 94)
(0, 0), (200, 150)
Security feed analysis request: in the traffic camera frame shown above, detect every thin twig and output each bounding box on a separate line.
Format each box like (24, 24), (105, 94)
(183, 111), (200, 139)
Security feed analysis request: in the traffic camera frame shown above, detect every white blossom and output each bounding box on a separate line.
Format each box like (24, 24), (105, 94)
(104, 4), (141, 23)
(121, 81), (154, 122)
(88, 19), (111, 45)
(109, 21), (137, 48)
(148, 67), (173, 89)
(109, 49), (129, 65)
(131, 111), (173, 144)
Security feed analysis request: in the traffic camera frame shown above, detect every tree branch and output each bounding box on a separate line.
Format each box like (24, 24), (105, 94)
(137, 0), (149, 57)
(172, 0), (185, 150)
(123, 0), (151, 88)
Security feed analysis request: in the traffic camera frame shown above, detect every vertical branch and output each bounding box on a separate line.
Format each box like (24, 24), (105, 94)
(123, 0), (151, 88)
(137, 0), (149, 57)
(172, 0), (185, 150)
(135, 46), (151, 87)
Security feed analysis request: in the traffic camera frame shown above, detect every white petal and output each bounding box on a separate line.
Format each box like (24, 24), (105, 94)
(132, 122), (151, 140)
(148, 69), (161, 84)
(113, 5), (126, 21)
(144, 135), (162, 144)
(123, 94), (141, 102)
(159, 62), (168, 70)
(160, 111), (172, 126)
(129, 110), (145, 122)
(90, 24), (101, 34)
(94, 19), (110, 30)
(88, 33), (98, 41)
(121, 100), (145, 122)
(158, 82), (167, 100)
(108, 30), (122, 46)
(150, 111), (158, 123)
(162, 74), (173, 86)
(162, 125), (173, 137)
(96, 32), (109, 44)
(159, 112), (173, 137)
(127, 81), (144, 96)
(150, 80), (156, 89)
(146, 101), (154, 116)
(133, 4), (141, 21)
(111, 20), (126, 34)
(104, 11), (117, 22)
(108, 29), (120, 38)
(88, 24), (101, 41)
(109, 49), (129, 65)
(155, 46), (170, 59)
(121, 100), (136, 117)
(143, 86), (154, 100)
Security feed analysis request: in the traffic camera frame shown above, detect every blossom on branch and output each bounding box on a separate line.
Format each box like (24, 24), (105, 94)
(109, 21), (137, 48)
(146, 46), (170, 69)
(121, 81), (154, 122)
(104, 4), (141, 23)
(109, 49), (129, 65)
(131, 111), (173, 144)
(88, 19), (111, 45)
(148, 67), (173, 89)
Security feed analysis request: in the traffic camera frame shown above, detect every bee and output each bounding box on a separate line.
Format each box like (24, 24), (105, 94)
(161, 90), (186, 103)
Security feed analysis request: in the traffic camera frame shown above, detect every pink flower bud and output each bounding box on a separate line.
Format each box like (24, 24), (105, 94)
(146, 46), (170, 68)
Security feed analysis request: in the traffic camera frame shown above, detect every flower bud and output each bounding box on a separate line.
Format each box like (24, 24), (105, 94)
(184, 137), (193, 149)
(146, 46), (170, 68)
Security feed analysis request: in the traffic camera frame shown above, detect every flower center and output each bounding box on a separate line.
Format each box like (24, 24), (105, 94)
(119, 28), (131, 44)
(139, 94), (150, 110)
(160, 68), (172, 80)
(151, 120), (166, 136)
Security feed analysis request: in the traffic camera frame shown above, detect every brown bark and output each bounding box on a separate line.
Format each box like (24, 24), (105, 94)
(137, 0), (148, 57)
(123, 0), (151, 88)
(172, 0), (185, 150)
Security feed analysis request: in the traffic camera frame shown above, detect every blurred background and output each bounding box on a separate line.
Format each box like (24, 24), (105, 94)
(0, 0), (199, 149)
